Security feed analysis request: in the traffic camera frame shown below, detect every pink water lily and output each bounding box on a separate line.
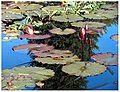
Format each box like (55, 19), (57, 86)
(23, 24), (34, 35)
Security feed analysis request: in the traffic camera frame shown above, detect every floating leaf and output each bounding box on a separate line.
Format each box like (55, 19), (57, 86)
(49, 28), (76, 35)
(2, 67), (54, 90)
(2, 12), (24, 20)
(19, 34), (51, 39)
(110, 34), (118, 41)
(16, 3), (43, 11)
(62, 62), (106, 77)
(52, 14), (83, 22)
(29, 45), (54, 54)
(35, 55), (80, 64)
(12, 44), (47, 51)
(82, 12), (117, 20)
(42, 6), (62, 12)
(2, 77), (35, 90)
(71, 22), (106, 28)
(91, 52), (118, 65)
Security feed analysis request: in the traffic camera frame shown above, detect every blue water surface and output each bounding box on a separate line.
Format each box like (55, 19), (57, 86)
(88, 24), (118, 90)
(2, 34), (31, 69)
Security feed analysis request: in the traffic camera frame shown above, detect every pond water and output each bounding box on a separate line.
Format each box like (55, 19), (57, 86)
(2, 24), (118, 90)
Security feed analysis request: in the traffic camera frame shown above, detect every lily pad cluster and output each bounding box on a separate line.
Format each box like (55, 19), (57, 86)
(91, 52), (118, 65)
(49, 28), (76, 35)
(110, 34), (118, 41)
(2, 29), (21, 41)
(62, 62), (106, 77)
(2, 67), (54, 90)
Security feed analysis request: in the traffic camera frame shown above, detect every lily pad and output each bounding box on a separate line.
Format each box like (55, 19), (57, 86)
(82, 12), (117, 20)
(16, 3), (43, 11)
(62, 62), (106, 77)
(32, 49), (73, 58)
(29, 45), (54, 54)
(49, 28), (76, 35)
(110, 34), (118, 41)
(52, 14), (84, 22)
(35, 55), (80, 64)
(19, 34), (51, 40)
(42, 6), (62, 12)
(2, 77), (35, 90)
(91, 52), (118, 65)
(12, 44), (47, 51)
(2, 12), (24, 20)
(2, 67), (54, 90)
(71, 22), (106, 28)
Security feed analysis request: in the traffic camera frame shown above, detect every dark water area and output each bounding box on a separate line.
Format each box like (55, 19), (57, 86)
(2, 24), (118, 90)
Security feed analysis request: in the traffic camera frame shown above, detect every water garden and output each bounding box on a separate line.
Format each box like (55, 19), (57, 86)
(1, 1), (118, 90)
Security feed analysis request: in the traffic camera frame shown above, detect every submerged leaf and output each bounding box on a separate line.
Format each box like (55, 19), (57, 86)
(49, 28), (76, 35)
(62, 62), (106, 77)
(91, 52), (118, 65)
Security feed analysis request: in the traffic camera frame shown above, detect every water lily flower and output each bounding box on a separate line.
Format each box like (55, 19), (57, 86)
(23, 24), (34, 35)
(79, 28), (86, 41)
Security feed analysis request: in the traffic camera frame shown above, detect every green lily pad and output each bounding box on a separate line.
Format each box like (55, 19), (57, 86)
(2, 67), (54, 81)
(62, 62), (106, 77)
(17, 3), (43, 11)
(71, 22), (106, 28)
(52, 14), (84, 22)
(2, 77), (34, 90)
(91, 52), (118, 65)
(42, 6), (62, 12)
(82, 11), (117, 20)
(35, 55), (80, 64)
(110, 34), (118, 41)
(2, 12), (24, 20)
(49, 28), (76, 35)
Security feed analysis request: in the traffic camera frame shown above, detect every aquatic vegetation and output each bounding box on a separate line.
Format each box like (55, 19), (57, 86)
(49, 28), (76, 35)
(2, 29), (21, 41)
(91, 52), (118, 65)
(19, 34), (51, 40)
(71, 22), (106, 28)
(12, 44), (47, 51)
(62, 62), (106, 77)
(35, 55), (80, 64)
(2, 12), (24, 21)
(1, 1), (118, 90)
(2, 67), (54, 90)
(110, 34), (118, 41)
(52, 14), (83, 22)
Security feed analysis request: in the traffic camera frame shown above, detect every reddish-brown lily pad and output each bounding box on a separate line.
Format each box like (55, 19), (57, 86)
(49, 28), (76, 35)
(91, 52), (118, 65)
(29, 45), (54, 54)
(19, 34), (51, 40)
(12, 44), (47, 51)
(110, 34), (118, 41)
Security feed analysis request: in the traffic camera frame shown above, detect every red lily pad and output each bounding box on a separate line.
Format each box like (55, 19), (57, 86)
(110, 34), (118, 41)
(19, 34), (51, 40)
(12, 44), (47, 51)
(91, 52), (118, 65)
